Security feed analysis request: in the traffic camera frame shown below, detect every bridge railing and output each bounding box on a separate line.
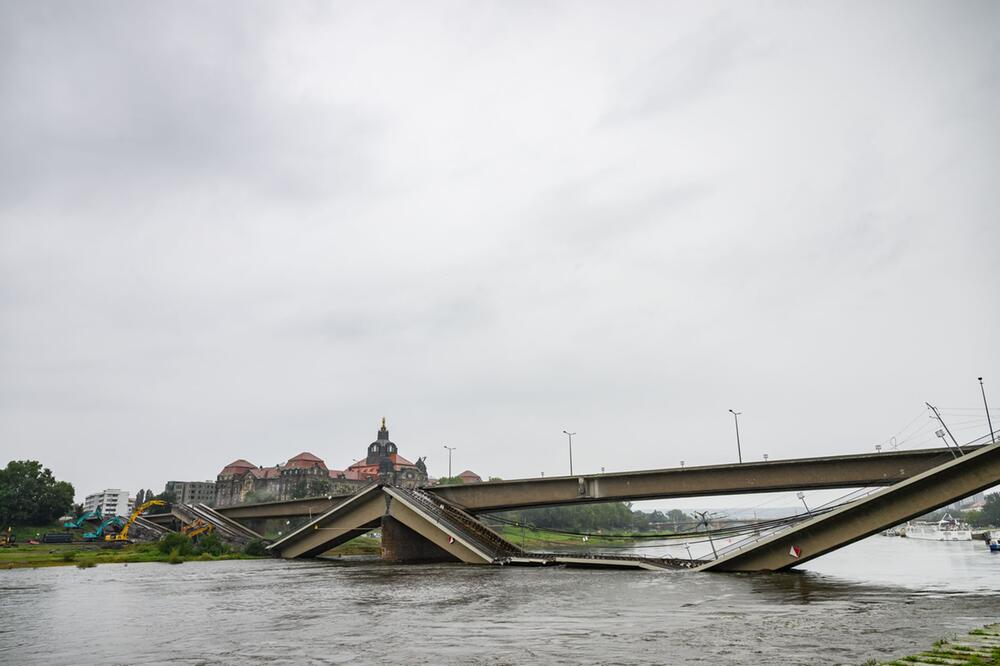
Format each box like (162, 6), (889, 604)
(395, 488), (525, 558)
(707, 487), (877, 560)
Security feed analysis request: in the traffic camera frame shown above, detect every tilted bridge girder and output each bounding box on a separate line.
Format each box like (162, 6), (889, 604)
(266, 485), (517, 563)
(216, 496), (356, 520)
(143, 503), (266, 544)
(699, 441), (1000, 572)
(207, 446), (976, 520)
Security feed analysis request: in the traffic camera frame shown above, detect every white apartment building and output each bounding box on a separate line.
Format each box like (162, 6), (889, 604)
(82, 489), (131, 518)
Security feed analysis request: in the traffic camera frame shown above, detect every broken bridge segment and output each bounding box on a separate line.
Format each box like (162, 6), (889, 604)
(699, 441), (1000, 572)
(266, 484), (524, 563)
(171, 503), (266, 544)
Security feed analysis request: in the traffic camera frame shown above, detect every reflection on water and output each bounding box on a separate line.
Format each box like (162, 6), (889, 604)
(0, 537), (997, 665)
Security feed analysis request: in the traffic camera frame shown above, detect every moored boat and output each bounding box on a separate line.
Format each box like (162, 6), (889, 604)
(904, 513), (972, 541)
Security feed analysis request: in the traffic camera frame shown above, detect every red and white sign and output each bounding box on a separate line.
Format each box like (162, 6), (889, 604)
(789, 545), (802, 558)
(448, 536), (455, 544)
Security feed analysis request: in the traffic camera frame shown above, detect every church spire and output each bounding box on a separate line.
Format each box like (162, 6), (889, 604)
(378, 417), (388, 439)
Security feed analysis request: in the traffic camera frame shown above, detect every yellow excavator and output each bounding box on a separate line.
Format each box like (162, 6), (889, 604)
(181, 519), (214, 540)
(106, 499), (166, 542)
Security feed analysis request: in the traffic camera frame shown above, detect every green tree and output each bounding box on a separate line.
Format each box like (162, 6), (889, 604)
(666, 509), (691, 531)
(0, 460), (75, 526)
(435, 477), (465, 486)
(244, 538), (268, 556)
(502, 501), (652, 533)
(195, 533), (228, 556)
(158, 532), (195, 556)
(145, 490), (175, 514)
(970, 493), (1000, 528)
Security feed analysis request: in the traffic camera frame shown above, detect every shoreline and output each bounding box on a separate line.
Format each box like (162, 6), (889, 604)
(0, 543), (267, 570)
(878, 624), (1000, 665)
(0, 535), (383, 570)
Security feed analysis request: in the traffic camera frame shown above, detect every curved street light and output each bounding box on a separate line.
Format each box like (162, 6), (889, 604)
(562, 431), (576, 476)
(729, 409), (743, 463)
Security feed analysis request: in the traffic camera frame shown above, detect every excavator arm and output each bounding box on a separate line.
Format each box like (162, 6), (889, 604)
(106, 499), (166, 542)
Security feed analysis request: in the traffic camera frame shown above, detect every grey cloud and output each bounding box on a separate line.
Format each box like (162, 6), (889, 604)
(0, 1), (997, 499)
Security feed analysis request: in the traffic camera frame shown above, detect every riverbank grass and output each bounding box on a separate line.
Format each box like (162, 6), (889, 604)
(0, 542), (269, 569)
(878, 624), (1000, 665)
(497, 524), (639, 549)
(325, 535), (381, 556)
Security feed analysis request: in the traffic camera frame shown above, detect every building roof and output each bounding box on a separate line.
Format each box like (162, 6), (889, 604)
(219, 459), (257, 475)
(328, 468), (367, 481)
(250, 466), (281, 479)
(347, 453), (417, 471)
(458, 470), (482, 482)
(285, 452), (328, 470)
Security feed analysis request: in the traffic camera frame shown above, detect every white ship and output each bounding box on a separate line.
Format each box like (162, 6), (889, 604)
(904, 513), (972, 541)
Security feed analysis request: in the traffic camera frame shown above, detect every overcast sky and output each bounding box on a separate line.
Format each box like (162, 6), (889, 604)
(1, 2), (998, 505)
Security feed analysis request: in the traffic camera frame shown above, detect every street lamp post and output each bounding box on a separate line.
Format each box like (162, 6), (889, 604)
(729, 409), (743, 463)
(980, 377), (996, 445)
(443, 445), (456, 479)
(797, 491), (810, 513)
(562, 431), (576, 475)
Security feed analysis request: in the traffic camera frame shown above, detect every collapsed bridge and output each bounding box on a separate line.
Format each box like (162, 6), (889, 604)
(257, 443), (999, 572)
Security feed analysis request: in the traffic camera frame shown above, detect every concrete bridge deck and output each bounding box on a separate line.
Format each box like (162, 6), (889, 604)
(428, 446), (978, 512)
(209, 446), (975, 520)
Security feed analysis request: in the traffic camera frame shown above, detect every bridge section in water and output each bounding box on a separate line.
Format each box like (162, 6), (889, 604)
(700, 440), (1000, 572)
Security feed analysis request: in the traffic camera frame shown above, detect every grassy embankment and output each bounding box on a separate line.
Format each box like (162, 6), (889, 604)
(875, 624), (1000, 665)
(323, 535), (381, 556)
(0, 542), (266, 569)
(497, 524), (639, 549)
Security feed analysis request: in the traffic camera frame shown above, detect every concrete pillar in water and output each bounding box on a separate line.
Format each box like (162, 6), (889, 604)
(380, 516), (460, 563)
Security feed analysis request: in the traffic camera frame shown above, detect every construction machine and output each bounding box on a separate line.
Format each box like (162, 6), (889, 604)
(106, 499), (166, 542)
(181, 519), (214, 540)
(83, 516), (125, 541)
(63, 510), (102, 529)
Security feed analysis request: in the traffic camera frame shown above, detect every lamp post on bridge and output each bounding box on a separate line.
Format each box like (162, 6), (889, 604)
(729, 409), (743, 464)
(563, 430), (575, 476)
(443, 445), (456, 479)
(980, 377), (996, 445)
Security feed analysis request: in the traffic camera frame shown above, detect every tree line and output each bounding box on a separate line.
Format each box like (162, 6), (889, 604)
(921, 494), (1000, 528)
(496, 502), (694, 533)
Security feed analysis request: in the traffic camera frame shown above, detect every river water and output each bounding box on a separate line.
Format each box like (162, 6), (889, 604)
(1, 536), (997, 665)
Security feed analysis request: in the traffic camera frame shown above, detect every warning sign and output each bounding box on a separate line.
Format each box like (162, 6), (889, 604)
(789, 545), (802, 558)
